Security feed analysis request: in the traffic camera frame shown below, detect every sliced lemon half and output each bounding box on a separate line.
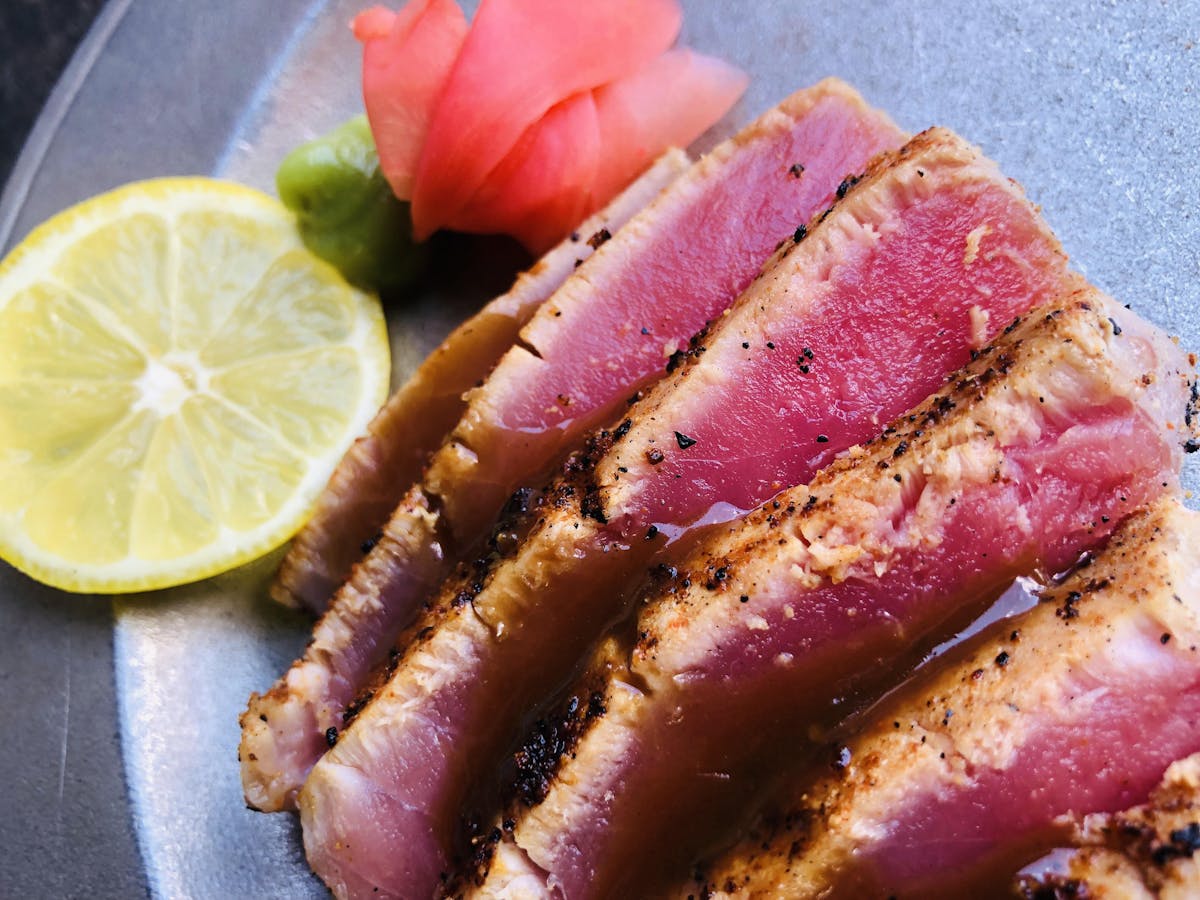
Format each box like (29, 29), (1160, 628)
(0, 178), (390, 593)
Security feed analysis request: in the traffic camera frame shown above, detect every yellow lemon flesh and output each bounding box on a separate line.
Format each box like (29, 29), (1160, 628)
(0, 178), (390, 593)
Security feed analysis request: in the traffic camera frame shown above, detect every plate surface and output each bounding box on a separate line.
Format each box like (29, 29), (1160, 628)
(2, 0), (1198, 896)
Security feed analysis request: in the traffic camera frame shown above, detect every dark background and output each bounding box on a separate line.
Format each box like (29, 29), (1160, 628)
(1, 0), (105, 187)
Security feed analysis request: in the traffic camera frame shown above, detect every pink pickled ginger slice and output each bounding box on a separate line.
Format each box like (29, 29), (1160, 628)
(591, 47), (748, 208)
(447, 91), (601, 254)
(410, 0), (683, 239)
(354, 0), (468, 200)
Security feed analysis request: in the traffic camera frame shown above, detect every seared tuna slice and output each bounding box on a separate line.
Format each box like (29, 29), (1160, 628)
(1017, 752), (1200, 899)
(480, 293), (1195, 898)
(272, 150), (689, 614)
(242, 80), (903, 813)
(299, 130), (1083, 899)
(419, 78), (903, 543)
(242, 486), (446, 812)
(694, 498), (1200, 900)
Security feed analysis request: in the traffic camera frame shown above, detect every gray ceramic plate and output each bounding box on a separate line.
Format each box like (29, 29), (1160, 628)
(1, 1), (1198, 896)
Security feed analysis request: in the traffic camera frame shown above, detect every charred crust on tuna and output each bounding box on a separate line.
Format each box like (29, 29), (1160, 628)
(586, 227), (612, 250)
(511, 688), (609, 807)
(835, 174), (860, 199)
(665, 325), (715, 376)
(1184, 381), (1198, 428)
(360, 531), (383, 555)
(704, 564), (732, 591)
(651, 562), (679, 584)
(342, 645), (407, 728)
(1014, 875), (1093, 898)
(1057, 590), (1084, 620)
(580, 491), (608, 524)
(342, 690), (373, 729)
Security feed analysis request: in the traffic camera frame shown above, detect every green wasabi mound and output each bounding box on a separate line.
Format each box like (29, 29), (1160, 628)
(277, 115), (425, 291)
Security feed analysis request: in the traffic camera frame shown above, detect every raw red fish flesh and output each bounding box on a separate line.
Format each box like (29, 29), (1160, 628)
(245, 81), (903, 815)
(693, 497), (1200, 899)
(1017, 750), (1200, 898)
(423, 80), (903, 543)
(297, 128), (1083, 899)
(269, 147), (687, 616)
(477, 292), (1194, 898)
(248, 157), (686, 813)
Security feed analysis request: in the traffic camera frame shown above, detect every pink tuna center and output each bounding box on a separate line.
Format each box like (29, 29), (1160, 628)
(495, 98), (902, 437)
(613, 181), (1069, 534)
